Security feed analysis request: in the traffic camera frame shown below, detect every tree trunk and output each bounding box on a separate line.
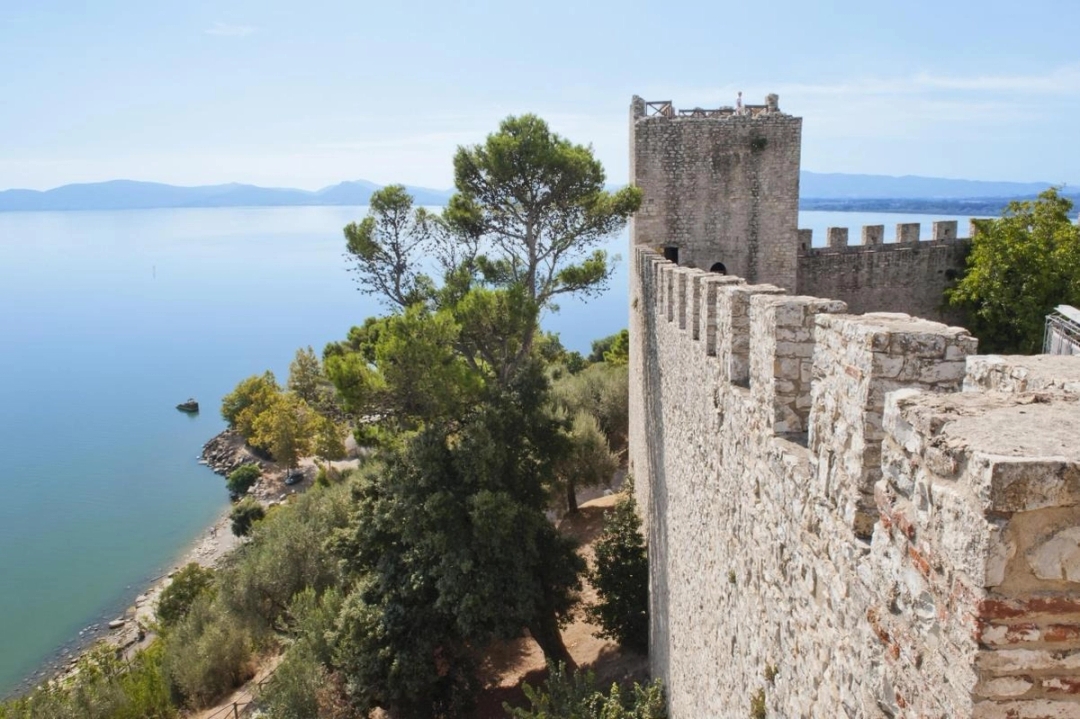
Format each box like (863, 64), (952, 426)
(528, 611), (575, 671)
(565, 477), (578, 515)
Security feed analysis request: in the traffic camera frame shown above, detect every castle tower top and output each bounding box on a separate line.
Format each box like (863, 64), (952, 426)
(629, 93), (802, 288)
(630, 93), (786, 120)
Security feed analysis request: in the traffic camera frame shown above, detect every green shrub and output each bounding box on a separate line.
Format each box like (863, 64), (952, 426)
(588, 493), (649, 652)
(506, 662), (666, 719)
(219, 484), (350, 636)
(258, 589), (347, 719)
(553, 362), (629, 454)
(230, 498), (265, 537)
(156, 563), (215, 628)
(162, 596), (252, 708)
(749, 688), (766, 719)
(0, 643), (177, 719)
(226, 464), (261, 498)
(258, 642), (323, 719)
(220, 372), (280, 439)
(588, 330), (627, 365)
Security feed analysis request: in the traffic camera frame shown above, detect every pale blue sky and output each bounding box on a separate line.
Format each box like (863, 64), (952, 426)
(2, 0), (1079, 191)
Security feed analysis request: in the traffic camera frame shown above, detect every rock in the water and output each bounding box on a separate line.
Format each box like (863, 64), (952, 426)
(176, 398), (199, 413)
(108, 619), (125, 630)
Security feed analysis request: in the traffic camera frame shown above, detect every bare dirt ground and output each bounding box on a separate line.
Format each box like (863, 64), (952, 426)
(474, 493), (649, 717)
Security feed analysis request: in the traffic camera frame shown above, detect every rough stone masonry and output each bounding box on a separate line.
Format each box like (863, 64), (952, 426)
(629, 95), (970, 323)
(628, 96), (1080, 718)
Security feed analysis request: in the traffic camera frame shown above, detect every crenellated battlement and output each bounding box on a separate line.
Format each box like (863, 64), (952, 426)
(629, 92), (972, 322)
(795, 219), (971, 321)
(629, 244), (1080, 718)
(800, 219), (970, 251)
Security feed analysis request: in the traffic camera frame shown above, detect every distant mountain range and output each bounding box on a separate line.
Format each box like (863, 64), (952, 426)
(797, 173), (1077, 216)
(0, 179), (454, 212)
(798, 172), (1064, 200)
(0, 173), (1073, 213)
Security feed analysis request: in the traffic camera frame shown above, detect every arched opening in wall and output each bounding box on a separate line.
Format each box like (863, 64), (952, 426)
(663, 246), (679, 264)
(710, 262), (728, 275)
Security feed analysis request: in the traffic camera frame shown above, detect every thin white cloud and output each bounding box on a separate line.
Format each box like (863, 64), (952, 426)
(771, 65), (1080, 98)
(204, 22), (257, 38)
(643, 64), (1080, 118)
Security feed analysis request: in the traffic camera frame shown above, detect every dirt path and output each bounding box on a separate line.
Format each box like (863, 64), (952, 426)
(188, 656), (280, 719)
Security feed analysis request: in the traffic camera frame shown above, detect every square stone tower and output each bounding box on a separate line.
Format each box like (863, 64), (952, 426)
(629, 95), (802, 288)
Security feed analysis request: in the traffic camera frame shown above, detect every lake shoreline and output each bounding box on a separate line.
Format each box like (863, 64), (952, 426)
(6, 430), (250, 699)
(8, 492), (239, 700)
(8, 426), (354, 700)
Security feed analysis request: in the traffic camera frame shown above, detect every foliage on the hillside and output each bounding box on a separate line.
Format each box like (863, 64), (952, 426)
(222, 353), (347, 472)
(161, 595), (252, 707)
(554, 362), (630, 455)
(948, 188), (1080, 353)
(220, 371), (280, 438)
(588, 492), (649, 653)
(330, 364), (585, 715)
(287, 346), (341, 417)
(257, 588), (350, 719)
(552, 410), (618, 515)
(220, 485), (351, 636)
(225, 463), (261, 499)
(250, 393), (316, 470)
(324, 304), (485, 442)
(0, 644), (176, 719)
(590, 329), (629, 366)
(344, 184), (444, 309)
(506, 662), (666, 719)
(156, 563), (215, 629)
(230, 497), (265, 537)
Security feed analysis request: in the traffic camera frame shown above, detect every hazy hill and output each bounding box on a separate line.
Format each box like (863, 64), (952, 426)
(0, 173), (1074, 213)
(800, 172), (1059, 199)
(0, 180), (453, 212)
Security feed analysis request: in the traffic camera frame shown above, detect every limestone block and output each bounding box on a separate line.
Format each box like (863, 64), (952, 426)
(862, 224), (885, 246)
(1028, 527), (1080, 582)
(974, 699), (1080, 719)
(964, 355), (1080, 395)
(934, 220), (959, 241)
(826, 226), (849, 248)
(896, 223), (920, 243)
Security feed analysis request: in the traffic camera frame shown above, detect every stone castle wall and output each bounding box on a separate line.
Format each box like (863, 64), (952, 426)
(797, 221), (971, 322)
(629, 96), (971, 320)
(629, 96), (802, 287)
(628, 245), (1080, 718)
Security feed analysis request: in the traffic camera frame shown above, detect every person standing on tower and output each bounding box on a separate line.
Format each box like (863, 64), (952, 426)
(735, 91), (743, 115)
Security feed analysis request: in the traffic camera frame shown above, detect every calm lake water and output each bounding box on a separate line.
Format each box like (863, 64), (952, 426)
(0, 206), (973, 695)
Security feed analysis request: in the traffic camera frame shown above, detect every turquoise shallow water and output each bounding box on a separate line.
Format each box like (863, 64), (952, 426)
(0, 206), (969, 695)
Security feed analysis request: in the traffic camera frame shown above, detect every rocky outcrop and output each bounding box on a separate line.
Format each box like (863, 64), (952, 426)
(200, 429), (268, 476)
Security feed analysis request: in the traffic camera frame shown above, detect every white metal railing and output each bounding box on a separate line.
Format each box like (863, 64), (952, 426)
(1044, 305), (1080, 355)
